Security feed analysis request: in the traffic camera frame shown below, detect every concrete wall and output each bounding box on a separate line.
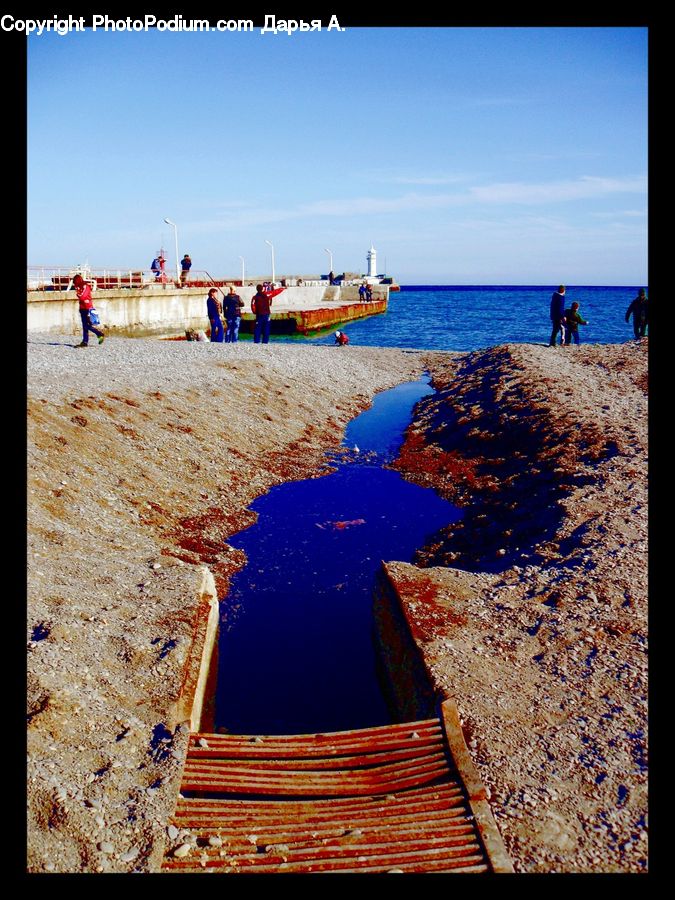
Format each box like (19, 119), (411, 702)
(167, 566), (220, 733)
(27, 284), (388, 336)
(373, 564), (438, 722)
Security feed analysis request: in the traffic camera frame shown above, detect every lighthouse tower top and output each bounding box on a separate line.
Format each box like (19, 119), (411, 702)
(367, 244), (377, 278)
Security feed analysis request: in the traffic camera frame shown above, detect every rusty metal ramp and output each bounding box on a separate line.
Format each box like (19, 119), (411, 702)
(162, 699), (513, 873)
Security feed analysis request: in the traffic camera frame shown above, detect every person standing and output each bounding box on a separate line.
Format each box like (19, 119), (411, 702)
(549, 285), (566, 346)
(251, 283), (273, 344)
(206, 288), (224, 342)
(625, 288), (648, 339)
(563, 301), (588, 345)
(251, 284), (285, 344)
(223, 286), (245, 343)
(180, 254), (192, 286)
(74, 274), (105, 347)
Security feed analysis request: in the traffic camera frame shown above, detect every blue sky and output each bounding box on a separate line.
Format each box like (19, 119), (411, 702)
(27, 26), (647, 284)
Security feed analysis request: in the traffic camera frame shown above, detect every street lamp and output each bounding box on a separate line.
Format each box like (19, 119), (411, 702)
(163, 218), (179, 283)
(324, 247), (333, 277)
(239, 256), (245, 286)
(265, 240), (275, 284)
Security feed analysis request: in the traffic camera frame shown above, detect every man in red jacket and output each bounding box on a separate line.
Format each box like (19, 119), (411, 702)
(251, 284), (284, 344)
(74, 274), (105, 347)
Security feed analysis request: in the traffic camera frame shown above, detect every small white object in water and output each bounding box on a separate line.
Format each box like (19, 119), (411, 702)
(354, 445), (360, 453)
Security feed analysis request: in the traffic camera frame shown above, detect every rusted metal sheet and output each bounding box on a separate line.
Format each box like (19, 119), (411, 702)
(186, 745), (445, 769)
(188, 720), (443, 757)
(162, 714), (512, 874)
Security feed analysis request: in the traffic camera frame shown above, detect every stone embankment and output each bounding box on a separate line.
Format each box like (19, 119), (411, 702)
(27, 284), (388, 337)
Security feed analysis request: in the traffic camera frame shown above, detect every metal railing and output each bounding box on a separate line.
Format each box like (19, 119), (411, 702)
(27, 267), (234, 293)
(27, 267), (387, 294)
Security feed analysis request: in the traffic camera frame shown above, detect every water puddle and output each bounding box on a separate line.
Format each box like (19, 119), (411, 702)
(214, 376), (461, 736)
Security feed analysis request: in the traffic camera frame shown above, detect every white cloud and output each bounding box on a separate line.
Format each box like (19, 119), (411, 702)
(590, 209), (647, 218)
(180, 174), (648, 234)
(505, 151), (604, 162)
(385, 174), (478, 186)
(469, 175), (647, 204)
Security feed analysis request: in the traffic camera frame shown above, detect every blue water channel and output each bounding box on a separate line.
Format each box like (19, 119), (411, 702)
(214, 376), (461, 736)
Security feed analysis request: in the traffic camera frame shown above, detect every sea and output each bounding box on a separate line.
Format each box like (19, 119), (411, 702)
(285, 285), (644, 352)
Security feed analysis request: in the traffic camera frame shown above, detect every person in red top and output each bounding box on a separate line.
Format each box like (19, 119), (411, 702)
(251, 284), (285, 344)
(73, 274), (104, 347)
(334, 330), (349, 346)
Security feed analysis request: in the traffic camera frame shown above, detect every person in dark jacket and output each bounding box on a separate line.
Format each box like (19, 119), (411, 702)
(625, 288), (648, 339)
(223, 286), (244, 343)
(251, 284), (284, 343)
(563, 301), (588, 345)
(251, 284), (272, 344)
(180, 254), (192, 286)
(206, 288), (224, 342)
(549, 285), (566, 346)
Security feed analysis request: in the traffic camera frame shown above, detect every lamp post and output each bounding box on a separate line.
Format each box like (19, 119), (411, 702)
(324, 247), (333, 278)
(264, 240), (275, 284)
(239, 256), (245, 286)
(163, 218), (179, 283)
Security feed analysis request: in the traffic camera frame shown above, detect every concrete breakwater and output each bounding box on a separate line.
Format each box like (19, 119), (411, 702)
(27, 283), (388, 337)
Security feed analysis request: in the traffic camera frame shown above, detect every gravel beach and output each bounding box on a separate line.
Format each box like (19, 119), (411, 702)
(26, 335), (425, 873)
(395, 340), (648, 873)
(26, 333), (647, 873)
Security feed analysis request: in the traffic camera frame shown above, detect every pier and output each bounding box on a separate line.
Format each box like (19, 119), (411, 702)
(26, 282), (389, 338)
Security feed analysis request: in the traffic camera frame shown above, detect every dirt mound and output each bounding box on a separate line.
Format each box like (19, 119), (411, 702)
(390, 340), (648, 872)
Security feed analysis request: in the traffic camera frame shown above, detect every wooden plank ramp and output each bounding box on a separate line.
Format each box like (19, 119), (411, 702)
(162, 699), (513, 874)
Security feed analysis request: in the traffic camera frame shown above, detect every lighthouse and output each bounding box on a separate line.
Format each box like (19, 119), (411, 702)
(366, 244), (378, 279)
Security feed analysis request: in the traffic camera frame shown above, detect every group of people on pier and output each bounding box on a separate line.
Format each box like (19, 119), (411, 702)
(206, 284), (285, 344)
(150, 253), (192, 285)
(204, 284), (351, 346)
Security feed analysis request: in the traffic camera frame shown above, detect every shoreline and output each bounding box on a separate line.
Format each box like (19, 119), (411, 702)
(26, 335), (647, 873)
